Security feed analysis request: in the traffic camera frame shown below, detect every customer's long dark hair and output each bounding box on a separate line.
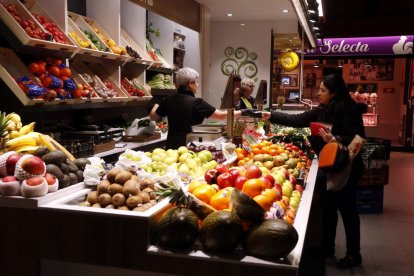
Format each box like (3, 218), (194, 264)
(322, 74), (353, 115)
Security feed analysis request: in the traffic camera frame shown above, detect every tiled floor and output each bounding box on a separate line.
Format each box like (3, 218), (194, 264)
(326, 152), (414, 276)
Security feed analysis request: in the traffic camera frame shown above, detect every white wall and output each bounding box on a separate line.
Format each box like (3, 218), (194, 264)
(206, 19), (297, 109)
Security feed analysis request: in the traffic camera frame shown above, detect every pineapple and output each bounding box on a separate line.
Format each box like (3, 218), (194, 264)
(0, 111), (11, 151)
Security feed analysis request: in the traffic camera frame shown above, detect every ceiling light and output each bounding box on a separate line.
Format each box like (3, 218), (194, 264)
(282, 9), (289, 13)
(240, 23), (246, 26)
(307, 0), (319, 14)
(313, 61), (319, 68)
(313, 25), (320, 31)
(338, 62), (343, 68)
(291, 0), (316, 47)
(226, 13), (233, 17)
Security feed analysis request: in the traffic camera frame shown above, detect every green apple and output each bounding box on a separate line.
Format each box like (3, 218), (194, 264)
(178, 152), (192, 163)
(166, 149), (179, 158)
(185, 158), (197, 169)
(259, 166), (270, 175)
(199, 150), (213, 162)
(289, 196), (300, 209)
(164, 156), (178, 165)
(291, 190), (302, 200)
(282, 184), (293, 197)
(283, 180), (292, 189)
(272, 171), (286, 185)
(153, 148), (165, 155)
(177, 146), (188, 155)
(198, 152), (208, 164)
(178, 163), (190, 174)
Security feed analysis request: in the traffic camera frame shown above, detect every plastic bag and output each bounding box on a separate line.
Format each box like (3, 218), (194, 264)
(125, 117), (156, 136)
(115, 149), (151, 171)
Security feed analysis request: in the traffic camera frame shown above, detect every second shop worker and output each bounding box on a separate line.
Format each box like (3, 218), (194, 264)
(150, 67), (259, 149)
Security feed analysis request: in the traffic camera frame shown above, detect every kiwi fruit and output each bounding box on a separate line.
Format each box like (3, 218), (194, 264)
(131, 175), (142, 183)
(133, 206), (148, 212)
(117, 205), (129, 210)
(149, 199), (157, 206)
(122, 180), (140, 197)
(69, 172), (78, 185)
(115, 170), (132, 185)
(105, 204), (115, 209)
(126, 195), (143, 209)
(60, 174), (71, 188)
(97, 179), (111, 195)
(98, 193), (112, 207)
(112, 193), (126, 207)
(60, 163), (70, 174)
(92, 203), (102, 208)
(140, 178), (155, 190)
(108, 183), (123, 196)
(106, 167), (121, 183)
(142, 187), (156, 199)
(138, 192), (150, 203)
(86, 191), (98, 204)
(79, 201), (91, 207)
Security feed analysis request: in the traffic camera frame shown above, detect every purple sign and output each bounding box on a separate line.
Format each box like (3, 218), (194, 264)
(305, 35), (413, 56)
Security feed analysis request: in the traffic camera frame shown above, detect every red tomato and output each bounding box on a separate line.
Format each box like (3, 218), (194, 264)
(28, 63), (39, 74)
(48, 65), (60, 77)
(37, 64), (46, 74)
(72, 88), (83, 99)
(42, 76), (52, 88)
(60, 75), (69, 82)
(60, 67), (72, 77)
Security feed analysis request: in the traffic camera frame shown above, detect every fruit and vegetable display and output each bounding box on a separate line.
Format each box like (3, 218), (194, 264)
(80, 73), (118, 99)
(31, 13), (69, 44)
(69, 31), (93, 49)
(15, 57), (89, 101)
(121, 77), (145, 97)
(83, 30), (108, 52)
(147, 73), (175, 89)
(2, 3), (50, 41)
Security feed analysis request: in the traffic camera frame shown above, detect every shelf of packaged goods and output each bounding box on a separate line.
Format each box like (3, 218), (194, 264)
(0, 0), (77, 56)
(363, 113), (379, 127)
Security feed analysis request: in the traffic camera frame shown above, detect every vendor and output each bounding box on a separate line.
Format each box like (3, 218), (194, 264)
(236, 78), (256, 110)
(150, 67), (259, 149)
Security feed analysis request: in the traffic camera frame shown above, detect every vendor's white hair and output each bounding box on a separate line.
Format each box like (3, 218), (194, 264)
(241, 77), (254, 87)
(176, 67), (199, 88)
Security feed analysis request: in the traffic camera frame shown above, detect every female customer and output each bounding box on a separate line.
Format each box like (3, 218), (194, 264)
(236, 78), (256, 110)
(262, 74), (367, 268)
(150, 67), (259, 149)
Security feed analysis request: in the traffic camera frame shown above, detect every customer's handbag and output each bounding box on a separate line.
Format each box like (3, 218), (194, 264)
(318, 141), (350, 172)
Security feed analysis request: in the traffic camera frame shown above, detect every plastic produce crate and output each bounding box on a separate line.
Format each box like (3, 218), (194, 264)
(357, 185), (384, 214)
(362, 137), (391, 160)
(57, 139), (94, 158)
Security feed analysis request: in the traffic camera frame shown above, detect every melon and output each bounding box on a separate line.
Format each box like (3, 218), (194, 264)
(243, 219), (299, 260)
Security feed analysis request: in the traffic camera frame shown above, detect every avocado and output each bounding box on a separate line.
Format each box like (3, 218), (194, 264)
(60, 174), (71, 188)
(230, 189), (265, 223)
(67, 160), (79, 173)
(41, 150), (67, 165)
(33, 146), (50, 158)
(68, 172), (78, 185)
(60, 163), (70, 174)
(73, 158), (91, 170)
(46, 164), (64, 182)
(76, 170), (84, 182)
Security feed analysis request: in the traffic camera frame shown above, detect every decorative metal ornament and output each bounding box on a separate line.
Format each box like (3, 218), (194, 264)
(221, 47), (258, 80)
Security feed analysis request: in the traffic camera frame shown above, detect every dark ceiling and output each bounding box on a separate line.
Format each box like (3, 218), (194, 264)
(321, 0), (414, 38)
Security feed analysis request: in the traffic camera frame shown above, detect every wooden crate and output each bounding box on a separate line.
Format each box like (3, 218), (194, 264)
(71, 61), (128, 103)
(120, 66), (152, 101)
(123, 132), (161, 142)
(0, 47), (72, 105)
(120, 28), (157, 66)
(21, 0), (77, 53)
(69, 66), (103, 103)
(68, 12), (122, 61)
(0, 0), (75, 52)
(81, 15), (130, 63)
(67, 16), (103, 57)
(93, 140), (116, 154)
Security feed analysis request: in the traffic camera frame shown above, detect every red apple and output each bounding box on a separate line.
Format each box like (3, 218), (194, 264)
(204, 169), (218, 184)
(259, 176), (273, 189)
(261, 174), (275, 186)
(44, 173), (57, 185)
(2, 176), (18, 182)
(21, 156), (46, 175)
(25, 177), (46, 186)
(289, 175), (297, 185)
(215, 163), (228, 174)
(216, 172), (234, 189)
(228, 167), (244, 178)
(280, 167), (290, 178)
(245, 165), (262, 179)
(234, 175), (248, 190)
(6, 153), (21, 175)
(274, 183), (282, 194)
(295, 184), (304, 194)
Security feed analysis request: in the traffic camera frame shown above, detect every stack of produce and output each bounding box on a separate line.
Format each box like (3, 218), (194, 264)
(31, 13), (70, 44)
(121, 78), (145, 97)
(78, 168), (159, 212)
(147, 74), (175, 90)
(80, 73), (117, 99)
(83, 30), (108, 52)
(69, 31), (93, 49)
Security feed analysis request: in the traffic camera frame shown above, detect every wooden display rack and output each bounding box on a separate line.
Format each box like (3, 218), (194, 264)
(120, 28), (160, 67)
(123, 131), (161, 142)
(67, 17), (103, 57)
(120, 65), (153, 101)
(0, 0), (76, 53)
(0, 47), (75, 106)
(69, 66), (103, 103)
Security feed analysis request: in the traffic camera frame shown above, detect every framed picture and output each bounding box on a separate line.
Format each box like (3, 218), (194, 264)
(281, 74), (298, 87)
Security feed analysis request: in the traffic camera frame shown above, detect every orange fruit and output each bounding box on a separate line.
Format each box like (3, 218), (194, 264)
(210, 187), (233, 210)
(276, 200), (287, 211)
(261, 188), (280, 201)
(252, 147), (261, 155)
(192, 184), (217, 204)
(282, 195), (290, 206)
(237, 159), (246, 166)
(188, 180), (208, 193)
(253, 194), (273, 211)
(283, 214), (294, 225)
(242, 178), (265, 198)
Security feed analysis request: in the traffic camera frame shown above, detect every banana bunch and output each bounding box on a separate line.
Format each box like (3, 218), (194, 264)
(5, 113), (36, 139)
(5, 132), (39, 153)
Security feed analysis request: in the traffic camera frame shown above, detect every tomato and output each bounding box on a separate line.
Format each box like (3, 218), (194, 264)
(60, 67), (72, 77)
(28, 63), (39, 74)
(71, 88), (83, 99)
(60, 75), (69, 82)
(48, 65), (60, 77)
(42, 76), (52, 88)
(37, 64), (46, 74)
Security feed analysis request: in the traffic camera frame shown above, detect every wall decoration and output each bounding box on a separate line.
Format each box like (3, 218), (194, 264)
(348, 59), (394, 81)
(221, 47), (258, 81)
(280, 74), (298, 87)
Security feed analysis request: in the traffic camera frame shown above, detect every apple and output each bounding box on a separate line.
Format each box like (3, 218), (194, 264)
(25, 177), (46, 186)
(44, 173), (58, 185)
(261, 174), (275, 186)
(274, 183), (282, 194)
(234, 175), (248, 190)
(215, 163), (228, 174)
(272, 171), (286, 186)
(216, 172), (234, 189)
(204, 169), (218, 184)
(289, 175), (297, 185)
(273, 155), (285, 167)
(282, 185), (293, 197)
(289, 196), (300, 209)
(2, 175), (18, 182)
(21, 156), (46, 175)
(259, 176), (273, 189)
(291, 190), (302, 200)
(6, 153), (21, 175)
(245, 165), (262, 179)
(295, 184), (304, 194)
(177, 146), (188, 155)
(228, 167), (244, 178)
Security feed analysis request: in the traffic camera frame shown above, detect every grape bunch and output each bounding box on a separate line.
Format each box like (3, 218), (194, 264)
(187, 144), (226, 164)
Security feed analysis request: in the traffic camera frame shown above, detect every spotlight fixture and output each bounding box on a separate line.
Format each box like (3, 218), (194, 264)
(240, 23), (246, 26)
(226, 13), (233, 17)
(309, 12), (319, 23)
(307, 0), (319, 14)
(313, 61), (319, 68)
(338, 61), (343, 68)
(282, 9), (289, 13)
